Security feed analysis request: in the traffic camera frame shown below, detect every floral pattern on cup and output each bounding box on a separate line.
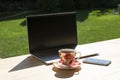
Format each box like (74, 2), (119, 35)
(58, 49), (80, 66)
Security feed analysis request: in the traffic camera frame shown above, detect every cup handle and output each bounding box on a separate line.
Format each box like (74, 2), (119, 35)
(75, 52), (81, 60)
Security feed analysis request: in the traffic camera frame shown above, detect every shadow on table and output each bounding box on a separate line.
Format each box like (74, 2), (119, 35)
(9, 56), (44, 72)
(52, 67), (81, 78)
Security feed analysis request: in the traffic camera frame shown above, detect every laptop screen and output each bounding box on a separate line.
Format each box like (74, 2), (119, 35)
(26, 12), (77, 53)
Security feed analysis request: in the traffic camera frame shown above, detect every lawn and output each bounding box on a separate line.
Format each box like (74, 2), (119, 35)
(0, 19), (28, 58)
(76, 9), (120, 44)
(0, 9), (120, 58)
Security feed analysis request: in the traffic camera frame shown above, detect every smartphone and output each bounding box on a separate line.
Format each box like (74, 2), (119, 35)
(83, 58), (111, 66)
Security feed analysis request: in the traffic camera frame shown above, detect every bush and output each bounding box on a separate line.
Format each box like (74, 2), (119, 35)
(37, 0), (75, 13)
(0, 0), (36, 12)
(0, 0), (120, 12)
(74, 0), (120, 9)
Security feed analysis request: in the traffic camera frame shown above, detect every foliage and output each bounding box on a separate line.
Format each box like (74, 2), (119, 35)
(36, 0), (75, 13)
(0, 0), (37, 11)
(0, 0), (120, 12)
(74, 0), (120, 9)
(0, 0), (75, 13)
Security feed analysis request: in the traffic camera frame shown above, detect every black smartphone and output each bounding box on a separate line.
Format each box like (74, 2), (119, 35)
(83, 58), (111, 66)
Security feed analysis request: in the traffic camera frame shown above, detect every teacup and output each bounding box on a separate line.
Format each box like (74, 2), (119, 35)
(58, 48), (81, 66)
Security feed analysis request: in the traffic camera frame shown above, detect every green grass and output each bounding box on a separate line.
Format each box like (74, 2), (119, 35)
(0, 9), (120, 58)
(0, 19), (28, 58)
(77, 10), (120, 44)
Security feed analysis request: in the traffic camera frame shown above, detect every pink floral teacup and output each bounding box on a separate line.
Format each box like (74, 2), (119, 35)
(58, 48), (81, 66)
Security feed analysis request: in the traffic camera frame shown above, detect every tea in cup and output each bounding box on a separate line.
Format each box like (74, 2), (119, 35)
(58, 48), (81, 66)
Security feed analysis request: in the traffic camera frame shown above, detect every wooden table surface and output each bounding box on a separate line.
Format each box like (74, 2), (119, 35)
(0, 38), (120, 80)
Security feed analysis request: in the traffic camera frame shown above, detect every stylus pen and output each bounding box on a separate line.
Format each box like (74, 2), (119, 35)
(79, 53), (99, 59)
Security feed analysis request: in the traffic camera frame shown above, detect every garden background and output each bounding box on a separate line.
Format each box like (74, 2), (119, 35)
(0, 0), (120, 58)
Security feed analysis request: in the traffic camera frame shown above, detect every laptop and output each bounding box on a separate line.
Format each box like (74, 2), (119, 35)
(26, 12), (77, 64)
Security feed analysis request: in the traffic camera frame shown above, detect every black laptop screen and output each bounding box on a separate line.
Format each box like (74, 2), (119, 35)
(26, 12), (77, 53)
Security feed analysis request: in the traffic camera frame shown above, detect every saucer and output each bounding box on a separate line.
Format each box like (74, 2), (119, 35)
(53, 60), (81, 69)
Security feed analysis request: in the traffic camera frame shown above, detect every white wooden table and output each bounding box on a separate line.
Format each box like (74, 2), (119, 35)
(0, 38), (120, 80)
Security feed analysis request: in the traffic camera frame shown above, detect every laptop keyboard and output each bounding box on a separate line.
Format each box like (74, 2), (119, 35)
(33, 49), (60, 63)
(41, 54), (59, 61)
(31, 45), (76, 64)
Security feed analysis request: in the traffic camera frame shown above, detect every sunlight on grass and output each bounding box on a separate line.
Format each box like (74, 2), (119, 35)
(77, 10), (120, 44)
(98, 15), (120, 21)
(0, 19), (28, 58)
